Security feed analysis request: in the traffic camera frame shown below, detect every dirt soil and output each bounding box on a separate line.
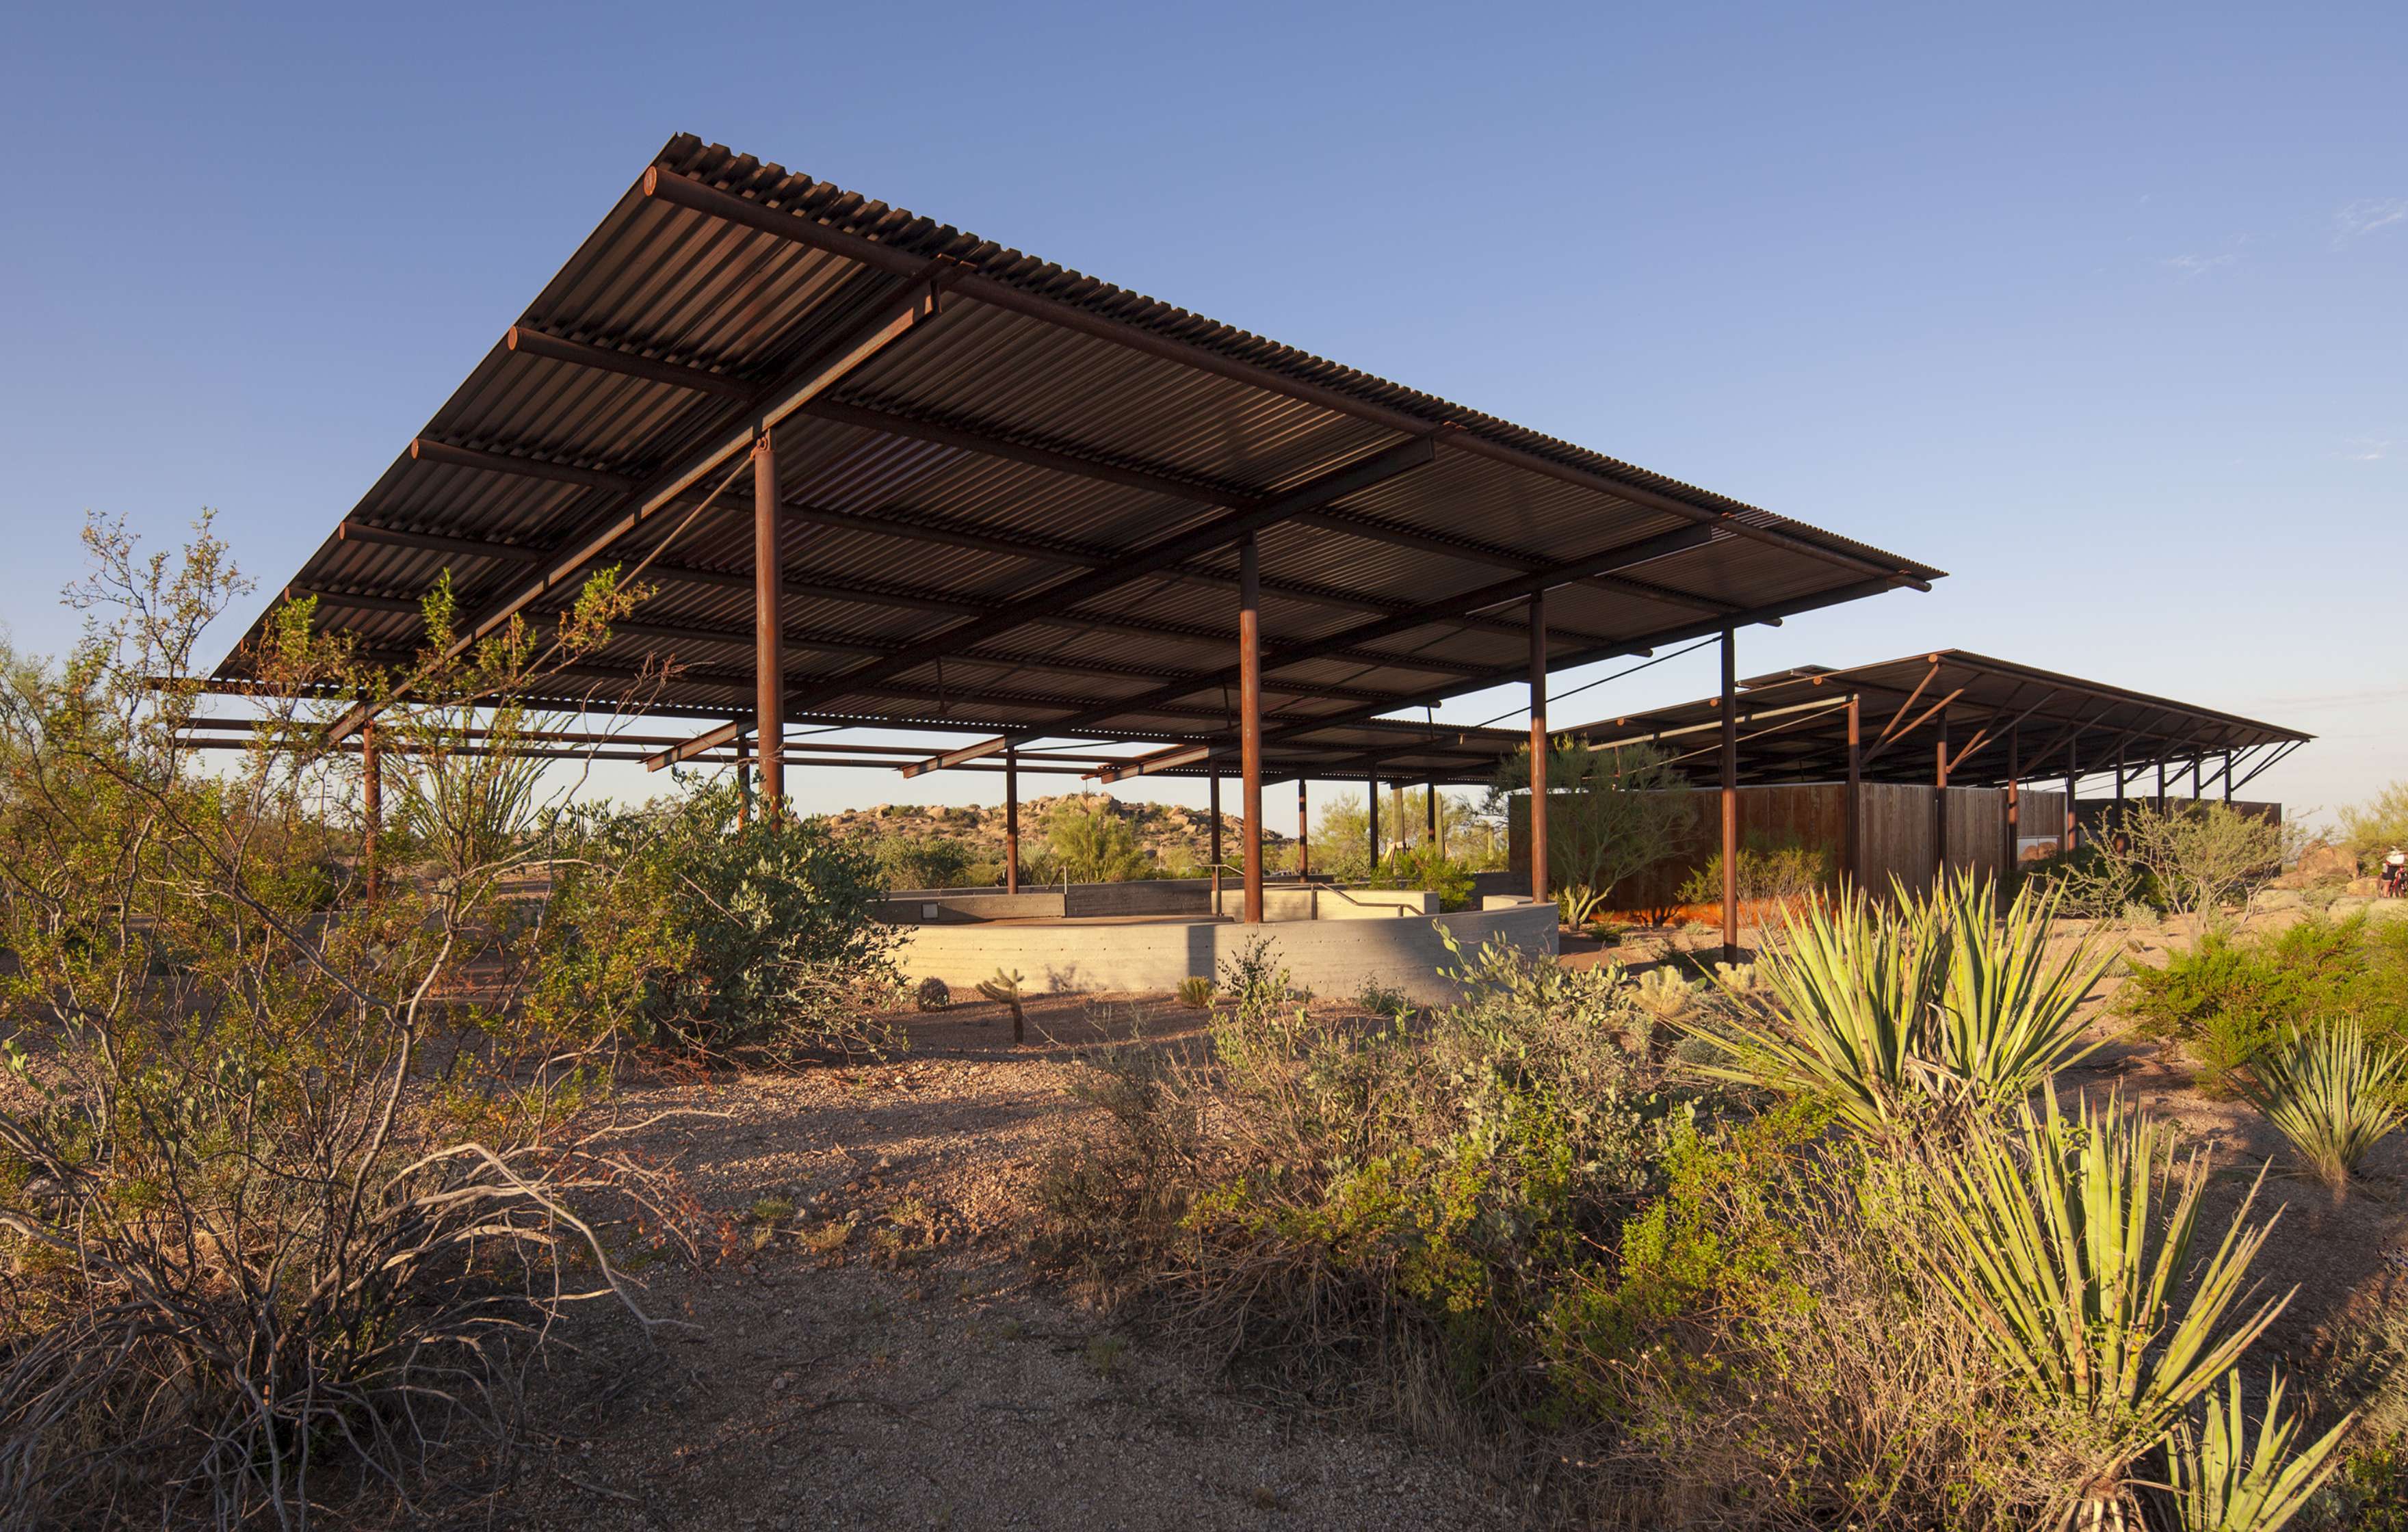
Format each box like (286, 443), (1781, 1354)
(493, 903), (2408, 1529)
(493, 995), (1516, 1532)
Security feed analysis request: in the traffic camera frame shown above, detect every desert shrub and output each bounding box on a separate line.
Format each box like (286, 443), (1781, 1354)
(870, 830), (974, 890)
(1552, 1102), (2105, 1527)
(1041, 932), (1673, 1422)
(2115, 800), (2301, 924)
(0, 518), (689, 1526)
(1363, 841), (1476, 910)
(2121, 914), (2408, 1090)
(584, 779), (904, 1059)
(1491, 739), (1697, 915)
(1045, 797), (1150, 882)
(1674, 831), (1833, 906)
(2342, 781), (2408, 874)
(2037, 800), (2298, 924)
(2024, 837), (2159, 919)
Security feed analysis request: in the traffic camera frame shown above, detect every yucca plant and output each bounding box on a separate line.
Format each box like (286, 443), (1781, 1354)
(1914, 1089), (2293, 1527)
(1684, 875), (2111, 1135)
(2240, 1021), (2408, 1200)
(1927, 871), (2116, 1096)
(1681, 886), (1941, 1133)
(2160, 1369), (2351, 1532)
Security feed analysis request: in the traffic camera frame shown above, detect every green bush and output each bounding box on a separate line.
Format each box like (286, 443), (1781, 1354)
(1045, 797), (1151, 882)
(563, 779), (905, 1058)
(2342, 780), (2408, 874)
(1675, 831), (1833, 906)
(1364, 841), (1477, 910)
(2120, 914), (2408, 1091)
(1043, 932), (1673, 1412)
(871, 830), (975, 890)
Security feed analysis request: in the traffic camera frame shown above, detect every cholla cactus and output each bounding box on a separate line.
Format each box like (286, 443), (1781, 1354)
(1629, 966), (1702, 1022)
(1712, 960), (1757, 995)
(977, 967), (1028, 1043)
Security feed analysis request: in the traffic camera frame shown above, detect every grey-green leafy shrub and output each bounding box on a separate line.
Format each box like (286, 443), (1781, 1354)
(1042, 932), (1673, 1413)
(566, 779), (904, 1058)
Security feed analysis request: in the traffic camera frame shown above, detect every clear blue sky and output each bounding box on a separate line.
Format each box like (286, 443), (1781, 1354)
(3, 2), (2400, 825)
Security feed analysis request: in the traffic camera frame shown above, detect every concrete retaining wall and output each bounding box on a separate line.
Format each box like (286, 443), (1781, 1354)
(880, 877), (1439, 925)
(896, 899), (1558, 1006)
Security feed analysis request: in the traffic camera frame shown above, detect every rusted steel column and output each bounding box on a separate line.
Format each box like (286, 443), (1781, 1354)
(2064, 749), (2079, 854)
(1528, 594), (1549, 905)
(752, 426), (785, 817)
(2156, 759), (2166, 810)
(1005, 746), (1020, 895)
(1239, 533), (1264, 923)
(1296, 778), (1309, 877)
(1209, 771), (1223, 913)
(2004, 725), (2020, 875)
(735, 732), (750, 829)
(1844, 693), (1861, 890)
(1720, 626), (1738, 964)
(1366, 771), (1380, 868)
(2222, 750), (2233, 804)
(1426, 774), (1440, 856)
(2192, 755), (2204, 800)
(362, 719), (382, 906)
(1933, 704), (1950, 885)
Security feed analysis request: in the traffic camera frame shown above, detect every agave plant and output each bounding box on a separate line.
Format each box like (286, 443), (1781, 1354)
(1915, 1089), (2293, 1527)
(1682, 875), (2111, 1134)
(2160, 1369), (2351, 1532)
(2240, 1021), (2408, 1199)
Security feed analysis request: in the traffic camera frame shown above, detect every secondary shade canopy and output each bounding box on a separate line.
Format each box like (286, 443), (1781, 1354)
(1567, 650), (2312, 790)
(213, 135), (1943, 776)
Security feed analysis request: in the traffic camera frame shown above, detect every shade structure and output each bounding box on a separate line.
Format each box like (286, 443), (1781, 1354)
(1567, 650), (2311, 790)
(212, 135), (1943, 777)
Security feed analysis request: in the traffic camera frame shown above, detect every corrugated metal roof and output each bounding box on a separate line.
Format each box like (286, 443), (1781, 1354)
(1560, 650), (2312, 789)
(217, 135), (1944, 774)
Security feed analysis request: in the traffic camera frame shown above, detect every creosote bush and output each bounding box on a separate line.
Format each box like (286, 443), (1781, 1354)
(2121, 913), (2408, 1094)
(0, 517), (700, 1526)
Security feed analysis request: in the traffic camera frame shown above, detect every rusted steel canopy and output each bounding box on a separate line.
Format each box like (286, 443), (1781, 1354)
(215, 135), (1941, 775)
(1565, 650), (2312, 789)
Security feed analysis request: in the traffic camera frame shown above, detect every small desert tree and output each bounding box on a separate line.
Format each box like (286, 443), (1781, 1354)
(1046, 795), (1150, 882)
(1490, 738), (1696, 923)
(2110, 800), (2299, 926)
(2341, 780), (2408, 873)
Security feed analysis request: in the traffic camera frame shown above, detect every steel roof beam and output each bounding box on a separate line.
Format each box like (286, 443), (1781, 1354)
(1023, 523), (1718, 740)
(1254, 576), (1907, 754)
(503, 325), (759, 400)
(900, 521), (1721, 772)
(770, 434), (1443, 726)
(314, 526), (1506, 681)
(324, 263), (960, 742)
(403, 437), (640, 495)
